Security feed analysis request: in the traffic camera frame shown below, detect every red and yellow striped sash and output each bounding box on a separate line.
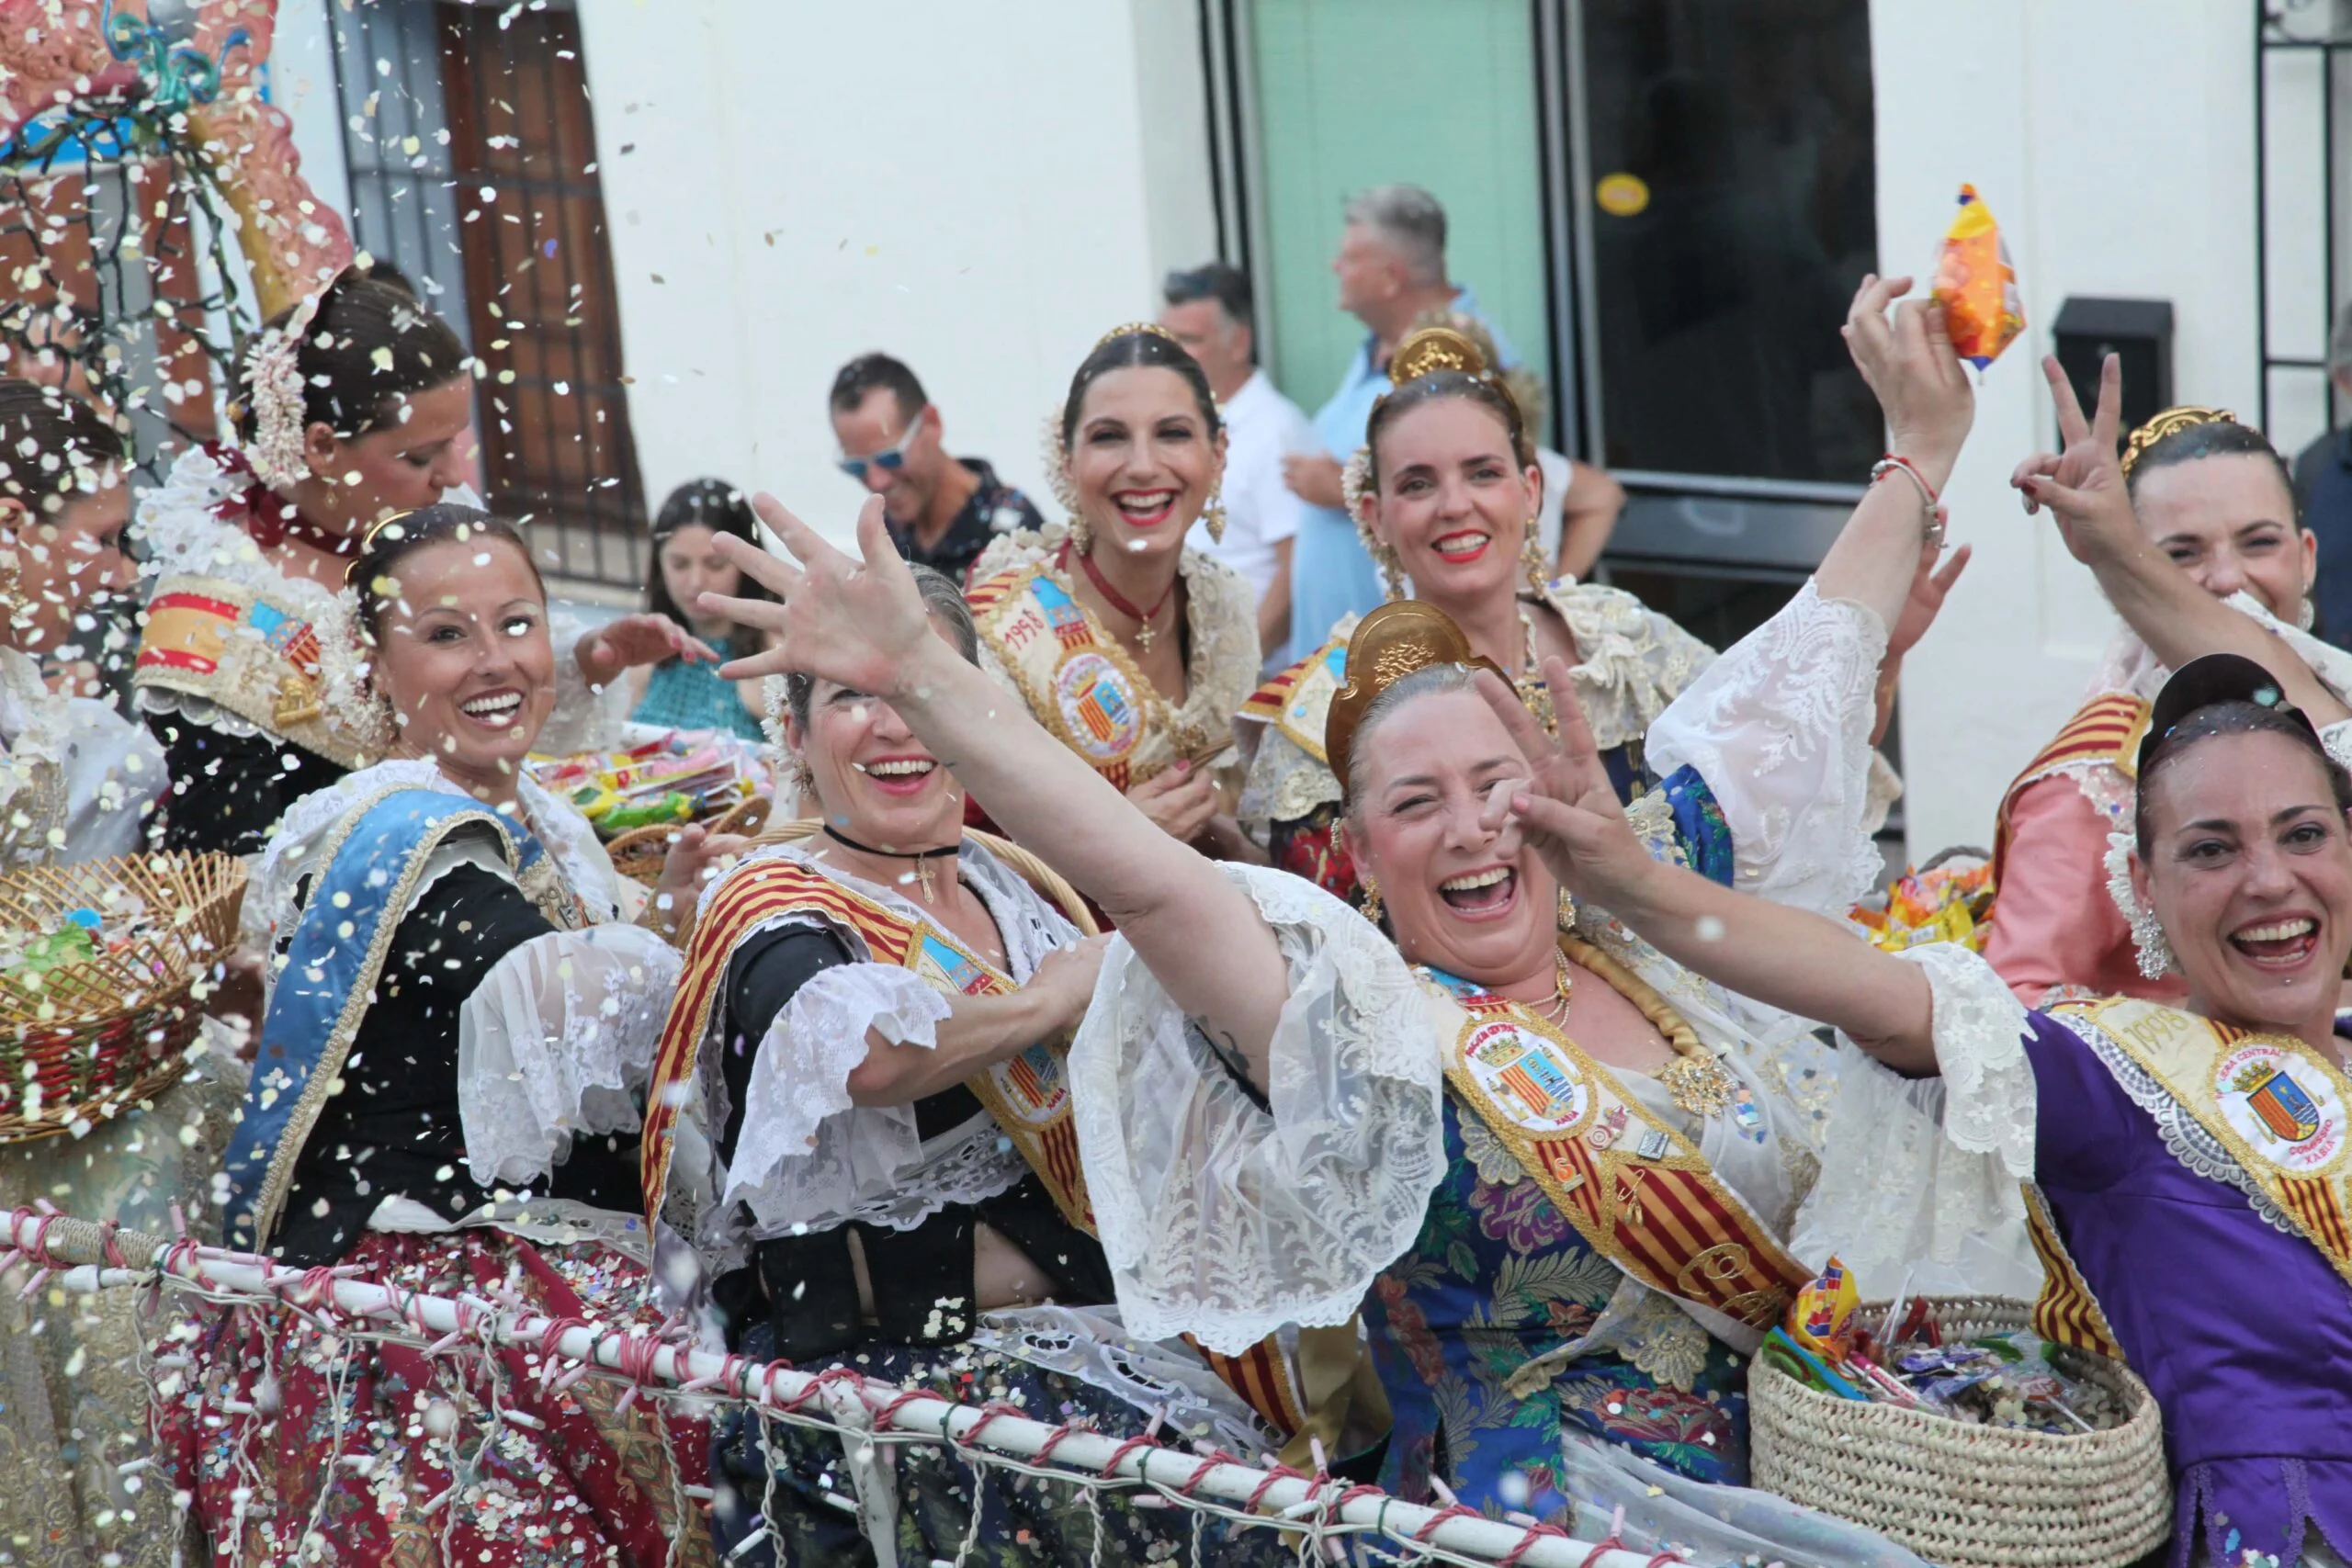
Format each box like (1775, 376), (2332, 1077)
(641, 857), (1091, 1231)
(1427, 941), (1814, 1329)
(2059, 996), (2352, 1290)
(643, 852), (1315, 1436)
(1988, 694), (2151, 895)
(2021, 1184), (2123, 1360)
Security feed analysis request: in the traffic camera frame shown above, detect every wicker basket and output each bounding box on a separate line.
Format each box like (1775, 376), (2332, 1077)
(1750, 1297), (2170, 1567)
(0, 852), (246, 1144)
(605, 795), (776, 889)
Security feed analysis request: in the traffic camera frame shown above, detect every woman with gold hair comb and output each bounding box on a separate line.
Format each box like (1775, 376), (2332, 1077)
(692, 276), (2019, 1562)
(1984, 355), (2352, 1007)
(1237, 315), (1955, 919)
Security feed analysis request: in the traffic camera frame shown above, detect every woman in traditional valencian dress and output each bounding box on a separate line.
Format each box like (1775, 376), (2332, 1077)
(0, 380), (235, 1568)
(643, 559), (1293, 1567)
(132, 268), (704, 857)
(1984, 358), (2352, 1005)
(1496, 634), (2352, 1563)
(1239, 324), (1943, 909)
(964, 326), (1262, 858)
(159, 506), (733, 1568)
(693, 279), (2012, 1562)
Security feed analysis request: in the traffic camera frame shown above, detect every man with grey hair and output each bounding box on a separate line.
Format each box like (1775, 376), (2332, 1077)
(2293, 300), (2352, 645)
(1283, 184), (1521, 641)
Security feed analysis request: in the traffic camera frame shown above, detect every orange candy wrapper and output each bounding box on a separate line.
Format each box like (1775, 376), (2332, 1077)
(1849, 856), (1995, 954)
(1931, 184), (2023, 370)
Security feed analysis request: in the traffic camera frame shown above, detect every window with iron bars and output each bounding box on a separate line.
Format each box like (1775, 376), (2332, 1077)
(327, 0), (647, 593)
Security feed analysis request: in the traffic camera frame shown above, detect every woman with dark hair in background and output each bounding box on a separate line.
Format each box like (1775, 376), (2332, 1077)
(1984, 357), (2352, 1007)
(627, 477), (775, 740)
(963, 324), (1264, 858)
(132, 268), (706, 858)
(162, 504), (736, 1568)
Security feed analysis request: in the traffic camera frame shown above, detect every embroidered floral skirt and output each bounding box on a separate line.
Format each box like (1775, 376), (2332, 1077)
(159, 1228), (714, 1568)
(707, 1325), (1296, 1568)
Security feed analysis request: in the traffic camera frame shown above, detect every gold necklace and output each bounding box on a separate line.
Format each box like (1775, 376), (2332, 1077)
(1532, 947), (1575, 1028)
(1547, 939), (1741, 1122)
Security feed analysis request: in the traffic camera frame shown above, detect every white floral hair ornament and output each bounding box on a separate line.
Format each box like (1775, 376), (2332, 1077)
(241, 288), (327, 491)
(1037, 406), (1079, 514)
(2104, 827), (2175, 978)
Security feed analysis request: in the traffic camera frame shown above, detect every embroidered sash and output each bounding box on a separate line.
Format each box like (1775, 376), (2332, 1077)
(226, 789), (522, 1249)
(642, 852), (1084, 1231)
(1987, 693), (2150, 897)
(2021, 1182), (2125, 1360)
(2060, 996), (2352, 1287)
(641, 849), (1314, 1437)
(1241, 628), (1351, 764)
(968, 564), (1180, 793)
(134, 573), (382, 769)
(1419, 941), (1812, 1330)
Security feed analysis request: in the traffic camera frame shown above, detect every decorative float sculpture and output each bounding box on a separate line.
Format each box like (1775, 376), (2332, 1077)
(0, 0), (352, 457)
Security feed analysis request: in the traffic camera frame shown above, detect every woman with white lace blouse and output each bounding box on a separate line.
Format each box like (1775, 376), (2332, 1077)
(638, 562), (1297, 1567)
(1235, 320), (1951, 913)
(157, 505), (736, 1568)
(688, 276), (2010, 1564)
(962, 325), (1265, 861)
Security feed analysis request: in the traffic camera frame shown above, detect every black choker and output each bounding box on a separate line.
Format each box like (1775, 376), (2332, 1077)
(822, 827), (959, 898)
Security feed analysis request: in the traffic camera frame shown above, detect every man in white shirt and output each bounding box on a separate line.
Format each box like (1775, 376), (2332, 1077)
(1159, 263), (1313, 669)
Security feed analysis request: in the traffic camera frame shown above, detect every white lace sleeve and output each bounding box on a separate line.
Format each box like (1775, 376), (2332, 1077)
(1791, 942), (2043, 1301)
(538, 607), (632, 756)
(1644, 581), (1886, 919)
(1067, 863), (1443, 1355)
(722, 962), (966, 1235)
(458, 921), (683, 1187)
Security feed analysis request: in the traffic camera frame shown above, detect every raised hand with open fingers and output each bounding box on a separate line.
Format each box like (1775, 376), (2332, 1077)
(1471, 660), (1655, 908)
(1840, 273), (1974, 488)
(699, 495), (941, 700)
(2013, 353), (2139, 567)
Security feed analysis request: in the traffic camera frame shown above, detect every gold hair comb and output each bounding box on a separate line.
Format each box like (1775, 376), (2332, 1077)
(1387, 326), (1489, 387)
(1093, 321), (1183, 351)
(1325, 599), (1510, 787)
(2120, 405), (2237, 479)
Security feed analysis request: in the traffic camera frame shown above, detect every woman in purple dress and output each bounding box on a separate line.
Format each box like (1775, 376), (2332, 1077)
(1485, 631), (2352, 1561)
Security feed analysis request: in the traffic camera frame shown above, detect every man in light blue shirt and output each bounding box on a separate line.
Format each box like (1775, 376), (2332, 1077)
(1282, 185), (1519, 646)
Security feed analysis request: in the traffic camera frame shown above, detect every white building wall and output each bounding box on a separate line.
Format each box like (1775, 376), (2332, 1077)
(568, 0), (1219, 545)
(1873, 0), (2264, 855)
(265, 0), (2292, 856)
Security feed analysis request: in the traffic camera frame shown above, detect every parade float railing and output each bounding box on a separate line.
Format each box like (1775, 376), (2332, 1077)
(6, 1207), (1689, 1568)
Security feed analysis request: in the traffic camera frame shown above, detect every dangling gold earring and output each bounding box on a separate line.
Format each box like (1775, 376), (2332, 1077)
(1521, 523), (1549, 593)
(1359, 872), (1384, 927)
(1204, 495), (1227, 545)
(1368, 538), (1407, 602)
(1068, 511), (1094, 553)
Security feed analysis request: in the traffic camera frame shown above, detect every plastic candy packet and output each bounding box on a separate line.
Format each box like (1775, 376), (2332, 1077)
(1932, 184), (2024, 370)
(1788, 1258), (1859, 1359)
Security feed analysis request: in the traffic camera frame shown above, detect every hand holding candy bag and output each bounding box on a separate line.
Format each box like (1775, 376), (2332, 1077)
(1932, 184), (2024, 370)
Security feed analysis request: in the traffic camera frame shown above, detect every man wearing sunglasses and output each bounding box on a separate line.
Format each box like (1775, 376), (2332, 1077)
(828, 352), (1042, 586)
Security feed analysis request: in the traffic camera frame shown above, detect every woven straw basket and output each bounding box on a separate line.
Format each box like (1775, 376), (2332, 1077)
(605, 795), (774, 889)
(1750, 1297), (2171, 1568)
(0, 852), (245, 1144)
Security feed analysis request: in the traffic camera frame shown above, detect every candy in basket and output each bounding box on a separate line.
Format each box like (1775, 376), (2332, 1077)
(1849, 853), (1993, 953)
(529, 731), (772, 840)
(0, 852), (245, 1141)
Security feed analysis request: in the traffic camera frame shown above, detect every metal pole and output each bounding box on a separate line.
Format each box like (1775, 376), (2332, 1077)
(17, 1211), (1671, 1568)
